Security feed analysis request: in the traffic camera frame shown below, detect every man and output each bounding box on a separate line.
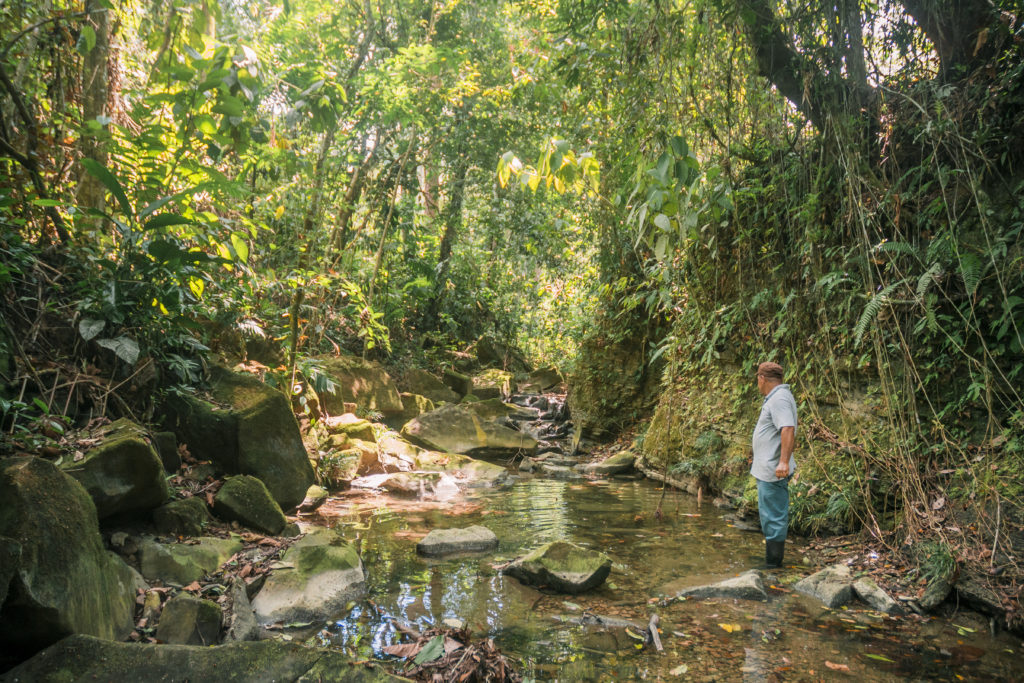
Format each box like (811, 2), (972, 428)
(751, 361), (797, 569)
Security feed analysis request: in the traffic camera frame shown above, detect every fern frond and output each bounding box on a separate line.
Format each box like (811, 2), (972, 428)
(916, 262), (943, 301)
(958, 252), (983, 296)
(854, 280), (903, 346)
(872, 240), (918, 259)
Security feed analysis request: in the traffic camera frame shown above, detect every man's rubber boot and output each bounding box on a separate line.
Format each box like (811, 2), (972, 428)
(764, 540), (785, 569)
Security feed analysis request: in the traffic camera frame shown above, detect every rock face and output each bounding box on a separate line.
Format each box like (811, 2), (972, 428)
(60, 418), (170, 519)
(164, 367), (314, 510)
(852, 577), (903, 614)
(794, 564), (854, 608)
(252, 528), (366, 625)
(582, 450), (636, 476)
(401, 403), (537, 457)
(674, 570), (768, 601)
(471, 369), (513, 400)
(503, 541), (612, 594)
(318, 355), (404, 416)
(416, 526), (499, 557)
(386, 393), (436, 430)
(3, 634), (397, 682)
(213, 475), (288, 535)
(400, 369), (460, 404)
(526, 366), (564, 392)
(442, 369), (472, 397)
(138, 536), (243, 586)
(154, 497), (213, 537)
(0, 457), (137, 655)
(155, 595), (222, 645)
(324, 413), (376, 443)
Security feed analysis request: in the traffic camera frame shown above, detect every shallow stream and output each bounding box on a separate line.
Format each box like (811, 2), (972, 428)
(304, 475), (1021, 681)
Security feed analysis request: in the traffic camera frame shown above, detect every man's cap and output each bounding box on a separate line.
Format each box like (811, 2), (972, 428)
(757, 361), (784, 381)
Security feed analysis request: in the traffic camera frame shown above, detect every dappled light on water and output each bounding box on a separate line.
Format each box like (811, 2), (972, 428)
(304, 477), (1021, 681)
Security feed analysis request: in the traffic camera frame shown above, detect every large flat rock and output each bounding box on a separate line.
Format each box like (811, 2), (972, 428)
(794, 564), (854, 608)
(318, 355), (404, 416)
(503, 541), (611, 594)
(674, 570), (768, 601)
(1, 634), (400, 682)
(401, 403), (537, 457)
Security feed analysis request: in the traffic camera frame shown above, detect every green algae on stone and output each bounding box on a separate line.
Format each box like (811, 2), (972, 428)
(153, 497), (212, 537)
(317, 354), (404, 415)
(251, 527), (365, 625)
(60, 418), (170, 519)
(401, 403), (537, 457)
(3, 634), (401, 682)
(400, 369), (460, 404)
(155, 594), (222, 645)
(470, 369), (513, 400)
(138, 536), (243, 585)
(0, 457), (137, 653)
(503, 541), (612, 594)
(213, 475), (287, 535)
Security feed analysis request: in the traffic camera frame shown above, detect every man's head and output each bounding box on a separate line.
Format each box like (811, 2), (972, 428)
(756, 361), (784, 396)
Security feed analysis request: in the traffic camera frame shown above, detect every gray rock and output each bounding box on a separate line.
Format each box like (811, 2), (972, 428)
(0, 457), (136, 654)
(154, 497), (212, 537)
(400, 369), (460, 404)
(298, 485), (329, 513)
(3, 634), (399, 682)
(60, 418), (170, 519)
(416, 526), (499, 557)
(252, 528), (366, 625)
(213, 475), (287, 535)
(138, 536), (243, 586)
(852, 577), (903, 614)
(156, 595), (222, 645)
(442, 369), (472, 396)
(539, 464), (583, 480)
(675, 570), (768, 601)
(503, 541), (612, 594)
(153, 431), (180, 473)
(918, 574), (954, 611)
(317, 354), (404, 416)
(224, 582), (260, 643)
(794, 564), (854, 608)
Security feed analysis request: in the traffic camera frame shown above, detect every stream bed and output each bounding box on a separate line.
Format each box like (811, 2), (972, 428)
(302, 475), (1021, 681)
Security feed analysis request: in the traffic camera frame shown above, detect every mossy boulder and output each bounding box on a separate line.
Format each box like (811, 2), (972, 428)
(323, 413), (376, 443)
(470, 369), (513, 400)
(0, 457), (137, 656)
(213, 475), (287, 535)
(583, 450), (636, 476)
(503, 541), (612, 594)
(525, 366), (564, 392)
(416, 526), (499, 557)
(153, 497), (213, 537)
(3, 634), (401, 682)
(251, 528), (366, 625)
(138, 536), (243, 585)
(442, 369), (472, 397)
(318, 449), (362, 490)
(401, 403), (537, 458)
(317, 355), (403, 416)
(385, 392), (436, 431)
(163, 367), (314, 511)
(155, 594), (222, 645)
(399, 369), (459, 404)
(59, 418), (170, 519)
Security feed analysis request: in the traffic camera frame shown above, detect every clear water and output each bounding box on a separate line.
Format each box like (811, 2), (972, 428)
(304, 475), (1022, 682)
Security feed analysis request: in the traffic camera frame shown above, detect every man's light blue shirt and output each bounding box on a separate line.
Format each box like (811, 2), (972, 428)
(751, 383), (798, 482)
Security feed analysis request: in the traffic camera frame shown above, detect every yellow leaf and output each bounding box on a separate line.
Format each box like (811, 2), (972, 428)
(188, 276), (204, 299)
(274, 205), (285, 219)
(718, 623), (743, 633)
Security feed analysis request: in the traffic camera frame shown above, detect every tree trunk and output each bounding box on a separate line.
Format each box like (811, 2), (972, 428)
(900, 0), (1002, 78)
(77, 0), (110, 214)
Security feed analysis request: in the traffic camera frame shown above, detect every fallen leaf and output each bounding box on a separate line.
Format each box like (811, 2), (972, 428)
(669, 664), (689, 675)
(184, 581), (201, 592)
(382, 642), (422, 658)
(864, 653), (894, 663)
(718, 623), (743, 633)
(825, 661), (850, 672)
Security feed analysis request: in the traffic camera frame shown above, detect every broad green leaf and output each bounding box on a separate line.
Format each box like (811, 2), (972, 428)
(413, 635), (444, 665)
(653, 213), (671, 231)
(78, 318), (105, 342)
(230, 233), (249, 263)
(96, 336), (140, 365)
(144, 214), (193, 231)
(864, 653), (894, 663)
(77, 25), (96, 54)
(80, 159), (133, 219)
(655, 234), (668, 260)
(670, 135), (689, 157)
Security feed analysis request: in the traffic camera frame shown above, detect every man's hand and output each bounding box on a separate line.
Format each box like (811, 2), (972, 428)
(774, 461), (790, 478)
(777, 426), (795, 479)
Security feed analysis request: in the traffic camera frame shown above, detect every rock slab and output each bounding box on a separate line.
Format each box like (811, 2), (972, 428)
(252, 528), (366, 625)
(675, 570), (768, 601)
(156, 594), (222, 645)
(503, 541), (612, 594)
(402, 403), (537, 457)
(138, 536), (243, 586)
(1, 634), (398, 682)
(416, 526), (499, 557)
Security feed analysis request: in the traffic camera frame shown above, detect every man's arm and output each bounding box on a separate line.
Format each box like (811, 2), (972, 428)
(775, 426), (795, 478)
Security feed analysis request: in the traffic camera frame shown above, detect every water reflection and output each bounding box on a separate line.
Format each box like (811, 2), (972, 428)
(312, 476), (1022, 682)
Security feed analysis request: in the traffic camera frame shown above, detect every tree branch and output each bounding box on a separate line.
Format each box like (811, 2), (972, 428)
(900, 0), (1001, 78)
